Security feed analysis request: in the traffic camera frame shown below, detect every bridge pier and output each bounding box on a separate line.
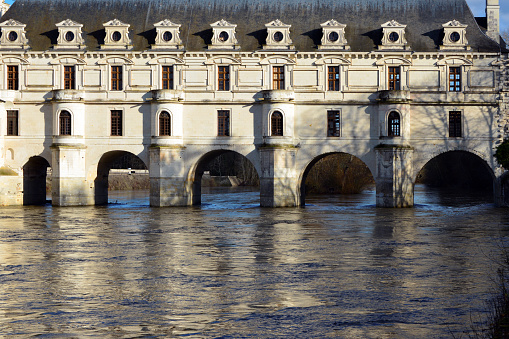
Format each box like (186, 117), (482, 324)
(375, 145), (414, 207)
(259, 146), (300, 207)
(149, 145), (190, 207)
(51, 144), (93, 206)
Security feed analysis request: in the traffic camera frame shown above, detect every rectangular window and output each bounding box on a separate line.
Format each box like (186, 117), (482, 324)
(449, 67), (461, 92)
(273, 66), (284, 90)
(64, 66), (75, 90)
(162, 66), (173, 90)
(111, 66), (122, 91)
(7, 110), (18, 136)
(327, 110), (340, 137)
(111, 110), (123, 136)
(388, 67), (400, 90)
(217, 110), (230, 136)
(449, 111), (462, 138)
(7, 65), (18, 90)
(328, 66), (340, 91)
(218, 66), (230, 91)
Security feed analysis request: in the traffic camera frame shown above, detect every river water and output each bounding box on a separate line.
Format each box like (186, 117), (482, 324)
(0, 185), (508, 338)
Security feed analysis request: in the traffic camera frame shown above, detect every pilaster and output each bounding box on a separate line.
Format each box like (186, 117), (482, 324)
(375, 145), (414, 208)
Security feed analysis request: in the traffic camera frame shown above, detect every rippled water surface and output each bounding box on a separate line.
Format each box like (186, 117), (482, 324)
(1, 185), (508, 338)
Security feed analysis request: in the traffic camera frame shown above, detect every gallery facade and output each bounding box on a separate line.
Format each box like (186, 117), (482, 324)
(0, 0), (506, 207)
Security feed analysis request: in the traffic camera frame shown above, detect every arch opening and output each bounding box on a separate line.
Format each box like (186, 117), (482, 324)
(416, 151), (494, 204)
(191, 150), (259, 205)
(300, 152), (375, 206)
(95, 151), (148, 205)
(23, 156), (51, 206)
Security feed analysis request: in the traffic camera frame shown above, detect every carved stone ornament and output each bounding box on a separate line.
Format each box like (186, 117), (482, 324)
(54, 19), (85, 49)
(320, 19), (349, 50)
(209, 19), (238, 50)
(379, 20), (410, 51)
(152, 19), (183, 49)
(101, 18), (132, 50)
(264, 19), (293, 50)
(0, 19), (29, 50)
(441, 20), (470, 51)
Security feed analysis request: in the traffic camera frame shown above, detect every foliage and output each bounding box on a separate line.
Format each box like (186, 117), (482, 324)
(495, 140), (509, 170)
(501, 29), (509, 45)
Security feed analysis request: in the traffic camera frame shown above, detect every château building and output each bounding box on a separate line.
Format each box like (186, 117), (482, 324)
(0, 0), (506, 207)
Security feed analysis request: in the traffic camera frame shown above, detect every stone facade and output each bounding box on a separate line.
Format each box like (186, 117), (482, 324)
(0, 0), (506, 207)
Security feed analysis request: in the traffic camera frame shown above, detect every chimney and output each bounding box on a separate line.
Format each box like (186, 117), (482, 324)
(486, 0), (500, 43)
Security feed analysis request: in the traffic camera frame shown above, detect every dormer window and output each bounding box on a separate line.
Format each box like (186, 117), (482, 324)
(54, 19), (85, 50)
(209, 19), (238, 50)
(441, 20), (470, 51)
(0, 19), (29, 50)
(320, 19), (349, 50)
(379, 20), (409, 51)
(101, 19), (132, 50)
(264, 19), (293, 50)
(152, 19), (182, 50)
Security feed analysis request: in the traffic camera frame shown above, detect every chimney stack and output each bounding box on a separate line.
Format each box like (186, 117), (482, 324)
(486, 0), (500, 43)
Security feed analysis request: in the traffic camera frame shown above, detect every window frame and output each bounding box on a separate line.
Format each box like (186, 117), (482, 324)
(270, 111), (284, 136)
(59, 110), (72, 136)
(388, 111), (401, 137)
(159, 111), (171, 136)
(110, 110), (123, 136)
(6, 109), (18, 136)
(162, 65), (174, 90)
(327, 110), (341, 137)
(217, 109), (230, 137)
(448, 110), (462, 138)
(327, 66), (340, 91)
(217, 65), (230, 91)
(64, 65), (76, 90)
(7, 65), (18, 90)
(272, 65), (285, 90)
(388, 66), (400, 91)
(110, 65), (123, 91)
(448, 66), (461, 92)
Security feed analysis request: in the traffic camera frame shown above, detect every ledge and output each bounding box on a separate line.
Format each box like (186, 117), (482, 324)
(261, 90), (295, 102)
(52, 89), (85, 102)
(378, 90), (411, 103)
(151, 89), (184, 102)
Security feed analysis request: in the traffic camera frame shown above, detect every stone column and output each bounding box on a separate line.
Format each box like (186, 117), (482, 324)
(375, 145), (414, 208)
(149, 145), (189, 207)
(259, 145), (300, 207)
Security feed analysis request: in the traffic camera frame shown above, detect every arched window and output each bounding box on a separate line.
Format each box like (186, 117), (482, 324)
(271, 111), (283, 136)
(59, 111), (71, 135)
(159, 111), (171, 136)
(388, 111), (400, 137)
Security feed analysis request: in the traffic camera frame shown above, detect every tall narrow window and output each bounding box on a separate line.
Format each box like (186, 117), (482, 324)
(111, 110), (123, 136)
(59, 111), (71, 136)
(273, 66), (284, 90)
(328, 66), (340, 91)
(218, 66), (230, 91)
(388, 67), (400, 90)
(111, 66), (122, 91)
(6, 110), (18, 136)
(449, 111), (462, 137)
(449, 67), (461, 92)
(159, 111), (171, 136)
(217, 110), (230, 136)
(64, 66), (75, 90)
(327, 110), (341, 137)
(7, 65), (18, 90)
(388, 111), (401, 137)
(271, 111), (283, 136)
(162, 66), (173, 90)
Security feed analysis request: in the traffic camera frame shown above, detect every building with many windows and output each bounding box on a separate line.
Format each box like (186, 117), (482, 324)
(0, 0), (506, 207)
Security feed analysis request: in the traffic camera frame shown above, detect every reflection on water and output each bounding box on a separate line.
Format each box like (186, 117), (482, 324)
(0, 185), (508, 338)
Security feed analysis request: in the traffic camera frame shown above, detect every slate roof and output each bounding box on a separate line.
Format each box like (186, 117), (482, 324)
(1, 0), (503, 52)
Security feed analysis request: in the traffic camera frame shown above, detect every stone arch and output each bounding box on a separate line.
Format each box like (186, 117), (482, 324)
(188, 149), (260, 205)
(94, 150), (148, 205)
(23, 156), (51, 205)
(298, 152), (375, 206)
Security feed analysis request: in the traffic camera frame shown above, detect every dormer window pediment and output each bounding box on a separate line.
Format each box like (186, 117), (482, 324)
(319, 19), (349, 50)
(209, 19), (238, 50)
(379, 20), (410, 51)
(0, 19), (29, 50)
(440, 20), (470, 51)
(263, 19), (294, 50)
(54, 19), (85, 50)
(101, 18), (132, 50)
(152, 19), (183, 50)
